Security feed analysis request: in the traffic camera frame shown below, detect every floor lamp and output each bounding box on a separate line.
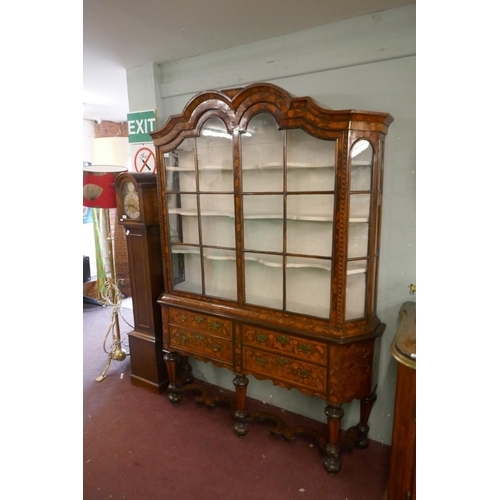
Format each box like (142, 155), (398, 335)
(83, 164), (128, 381)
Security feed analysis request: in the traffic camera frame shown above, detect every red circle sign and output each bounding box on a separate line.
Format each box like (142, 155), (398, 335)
(134, 147), (156, 173)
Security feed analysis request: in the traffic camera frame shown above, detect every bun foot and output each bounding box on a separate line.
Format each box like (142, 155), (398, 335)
(234, 421), (249, 437)
(324, 456), (342, 474)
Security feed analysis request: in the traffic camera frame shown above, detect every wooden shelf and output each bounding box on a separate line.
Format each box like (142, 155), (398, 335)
(165, 160), (371, 172)
(171, 247), (367, 275)
(169, 207), (368, 223)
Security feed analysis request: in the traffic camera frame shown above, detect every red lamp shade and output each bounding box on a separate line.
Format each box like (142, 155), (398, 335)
(83, 165), (127, 209)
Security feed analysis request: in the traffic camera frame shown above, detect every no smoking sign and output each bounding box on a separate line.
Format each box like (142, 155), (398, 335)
(134, 146), (156, 173)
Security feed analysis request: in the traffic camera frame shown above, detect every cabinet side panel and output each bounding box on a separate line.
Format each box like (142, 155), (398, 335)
(127, 226), (163, 333)
(328, 341), (374, 404)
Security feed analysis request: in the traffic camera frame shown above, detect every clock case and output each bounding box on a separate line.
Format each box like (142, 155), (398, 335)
(114, 172), (169, 393)
(116, 172), (159, 225)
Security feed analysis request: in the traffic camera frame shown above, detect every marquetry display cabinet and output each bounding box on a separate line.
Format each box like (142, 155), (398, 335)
(150, 82), (393, 473)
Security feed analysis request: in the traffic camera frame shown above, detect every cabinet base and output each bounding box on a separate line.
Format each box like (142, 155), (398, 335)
(165, 375), (375, 473)
(128, 332), (169, 393)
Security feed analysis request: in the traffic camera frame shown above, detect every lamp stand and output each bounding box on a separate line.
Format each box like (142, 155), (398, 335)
(95, 208), (129, 382)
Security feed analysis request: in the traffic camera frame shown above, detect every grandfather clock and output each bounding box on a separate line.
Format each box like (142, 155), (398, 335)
(114, 172), (169, 393)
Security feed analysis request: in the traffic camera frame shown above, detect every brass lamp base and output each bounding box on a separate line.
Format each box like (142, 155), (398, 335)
(95, 306), (129, 382)
(95, 346), (128, 382)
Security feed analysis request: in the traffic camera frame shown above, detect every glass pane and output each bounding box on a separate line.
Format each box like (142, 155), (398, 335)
(372, 255), (378, 316)
(165, 146), (197, 192)
(286, 257), (331, 319)
(204, 248), (237, 301)
(371, 160), (383, 314)
(242, 168), (283, 193)
(171, 252), (185, 287)
(199, 193), (234, 217)
(243, 194), (283, 218)
(244, 252), (283, 310)
(350, 139), (373, 191)
(244, 219), (283, 252)
(198, 118), (234, 192)
(287, 129), (336, 192)
(243, 195), (283, 252)
(348, 222), (369, 258)
(201, 216), (235, 248)
(168, 194), (199, 245)
(171, 245), (202, 294)
(287, 219), (332, 257)
(345, 260), (367, 320)
(287, 194), (334, 221)
(242, 113), (283, 192)
(349, 194), (371, 222)
(200, 194), (235, 247)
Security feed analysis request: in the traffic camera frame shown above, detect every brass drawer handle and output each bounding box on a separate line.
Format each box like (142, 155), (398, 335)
(256, 333), (267, 342)
(179, 334), (188, 344)
(277, 335), (290, 346)
(298, 369), (311, 379)
(257, 357), (267, 366)
(277, 357), (289, 366)
(194, 315), (205, 323)
(299, 344), (311, 354)
(208, 322), (221, 331)
(178, 314), (187, 322)
(212, 343), (222, 352)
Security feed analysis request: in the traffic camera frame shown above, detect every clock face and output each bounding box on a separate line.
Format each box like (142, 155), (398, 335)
(123, 182), (140, 219)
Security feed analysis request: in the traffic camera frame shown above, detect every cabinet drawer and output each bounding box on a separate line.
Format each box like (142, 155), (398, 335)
(242, 325), (327, 365)
(169, 307), (232, 340)
(242, 346), (327, 394)
(170, 326), (233, 364)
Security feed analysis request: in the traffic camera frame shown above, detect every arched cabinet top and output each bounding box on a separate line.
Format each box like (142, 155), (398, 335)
(150, 82), (393, 148)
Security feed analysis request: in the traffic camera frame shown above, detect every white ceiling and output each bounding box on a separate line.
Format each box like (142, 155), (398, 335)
(83, 0), (415, 123)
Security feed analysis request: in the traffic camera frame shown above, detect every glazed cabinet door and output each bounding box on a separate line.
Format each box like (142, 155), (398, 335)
(164, 117), (238, 301)
(156, 85), (391, 334)
(345, 139), (375, 321)
(241, 112), (336, 319)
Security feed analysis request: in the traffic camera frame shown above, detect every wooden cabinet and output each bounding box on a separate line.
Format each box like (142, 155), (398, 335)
(387, 301), (416, 499)
(114, 172), (169, 394)
(151, 82), (393, 472)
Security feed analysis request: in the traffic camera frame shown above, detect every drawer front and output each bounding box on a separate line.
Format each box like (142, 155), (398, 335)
(170, 326), (233, 364)
(169, 307), (232, 340)
(242, 325), (327, 365)
(242, 346), (327, 394)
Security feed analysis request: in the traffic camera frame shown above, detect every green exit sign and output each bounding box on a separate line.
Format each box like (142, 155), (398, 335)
(127, 110), (157, 143)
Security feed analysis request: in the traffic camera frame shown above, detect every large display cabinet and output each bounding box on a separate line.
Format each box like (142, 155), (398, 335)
(151, 83), (393, 473)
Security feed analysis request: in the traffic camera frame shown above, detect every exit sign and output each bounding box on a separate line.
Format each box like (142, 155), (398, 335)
(127, 110), (157, 143)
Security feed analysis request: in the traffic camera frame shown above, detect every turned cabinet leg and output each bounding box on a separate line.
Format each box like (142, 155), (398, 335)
(324, 405), (344, 474)
(356, 390), (377, 449)
(233, 374), (249, 437)
(164, 351), (182, 405)
(179, 355), (194, 384)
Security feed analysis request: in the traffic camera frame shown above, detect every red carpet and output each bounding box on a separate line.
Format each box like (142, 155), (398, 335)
(83, 302), (390, 499)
